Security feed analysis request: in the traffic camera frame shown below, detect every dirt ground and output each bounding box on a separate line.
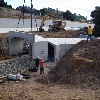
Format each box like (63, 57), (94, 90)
(0, 62), (99, 100)
(0, 31), (100, 100)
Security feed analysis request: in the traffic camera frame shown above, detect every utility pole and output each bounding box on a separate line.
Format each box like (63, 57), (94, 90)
(31, 0), (33, 31)
(56, 8), (58, 19)
(22, 0), (25, 31)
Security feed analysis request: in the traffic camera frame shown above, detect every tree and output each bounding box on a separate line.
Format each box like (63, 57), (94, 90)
(34, 9), (40, 16)
(8, 5), (12, 9)
(16, 6), (31, 13)
(63, 10), (74, 21)
(91, 6), (100, 37)
(40, 8), (46, 16)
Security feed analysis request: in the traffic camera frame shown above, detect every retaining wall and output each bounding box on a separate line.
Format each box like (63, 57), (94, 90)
(0, 56), (32, 77)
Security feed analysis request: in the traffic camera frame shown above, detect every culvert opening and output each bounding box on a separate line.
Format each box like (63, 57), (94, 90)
(10, 37), (32, 57)
(48, 43), (54, 61)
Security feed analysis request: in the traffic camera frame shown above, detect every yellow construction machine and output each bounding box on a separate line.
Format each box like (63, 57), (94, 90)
(39, 16), (66, 32)
(48, 20), (66, 32)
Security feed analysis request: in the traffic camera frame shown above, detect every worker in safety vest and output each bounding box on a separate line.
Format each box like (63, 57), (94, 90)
(86, 26), (93, 42)
(39, 58), (45, 74)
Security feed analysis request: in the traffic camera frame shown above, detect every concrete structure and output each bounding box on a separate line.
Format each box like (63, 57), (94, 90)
(46, 38), (87, 61)
(9, 31), (34, 56)
(9, 31), (87, 62)
(34, 35), (48, 60)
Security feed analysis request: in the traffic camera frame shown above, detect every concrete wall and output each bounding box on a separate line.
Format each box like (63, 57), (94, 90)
(33, 41), (73, 62)
(65, 44), (73, 52)
(32, 41), (60, 62)
(9, 31), (34, 44)
(9, 37), (24, 55)
(59, 44), (74, 60)
(59, 44), (66, 59)
(33, 41), (48, 60)
(55, 45), (60, 62)
(0, 56), (32, 76)
(9, 31), (35, 58)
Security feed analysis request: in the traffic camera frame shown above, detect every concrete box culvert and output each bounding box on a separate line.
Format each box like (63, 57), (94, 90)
(8, 31), (87, 63)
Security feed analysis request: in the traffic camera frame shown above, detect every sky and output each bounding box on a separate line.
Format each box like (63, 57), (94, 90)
(4, 0), (100, 20)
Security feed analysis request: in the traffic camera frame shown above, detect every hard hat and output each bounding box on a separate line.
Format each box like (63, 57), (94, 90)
(38, 56), (40, 59)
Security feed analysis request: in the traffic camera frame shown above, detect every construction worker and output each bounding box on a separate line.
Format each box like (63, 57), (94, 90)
(39, 58), (45, 74)
(86, 26), (93, 42)
(25, 43), (29, 52)
(33, 56), (40, 71)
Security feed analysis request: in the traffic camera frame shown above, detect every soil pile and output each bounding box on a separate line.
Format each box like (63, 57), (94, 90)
(29, 30), (80, 38)
(0, 33), (8, 38)
(0, 40), (100, 99)
(55, 39), (100, 88)
(0, 33), (8, 56)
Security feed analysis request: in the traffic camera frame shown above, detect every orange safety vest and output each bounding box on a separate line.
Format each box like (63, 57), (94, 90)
(39, 60), (44, 67)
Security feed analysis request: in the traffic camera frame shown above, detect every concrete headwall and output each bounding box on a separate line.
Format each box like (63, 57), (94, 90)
(33, 41), (48, 60)
(0, 56), (32, 76)
(9, 31), (35, 58)
(55, 45), (60, 62)
(9, 31), (34, 43)
(59, 44), (66, 59)
(65, 44), (73, 52)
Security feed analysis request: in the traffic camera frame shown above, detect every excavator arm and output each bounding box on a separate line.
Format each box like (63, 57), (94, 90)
(40, 16), (47, 27)
(39, 16), (52, 32)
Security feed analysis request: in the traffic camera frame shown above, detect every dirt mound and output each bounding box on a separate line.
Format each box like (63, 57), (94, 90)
(28, 30), (80, 38)
(0, 33), (8, 38)
(55, 39), (100, 88)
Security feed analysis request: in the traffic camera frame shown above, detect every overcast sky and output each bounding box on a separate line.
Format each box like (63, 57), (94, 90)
(4, 0), (99, 20)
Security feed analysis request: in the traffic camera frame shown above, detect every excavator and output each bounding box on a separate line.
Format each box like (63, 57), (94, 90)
(48, 20), (66, 32)
(39, 15), (66, 32)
